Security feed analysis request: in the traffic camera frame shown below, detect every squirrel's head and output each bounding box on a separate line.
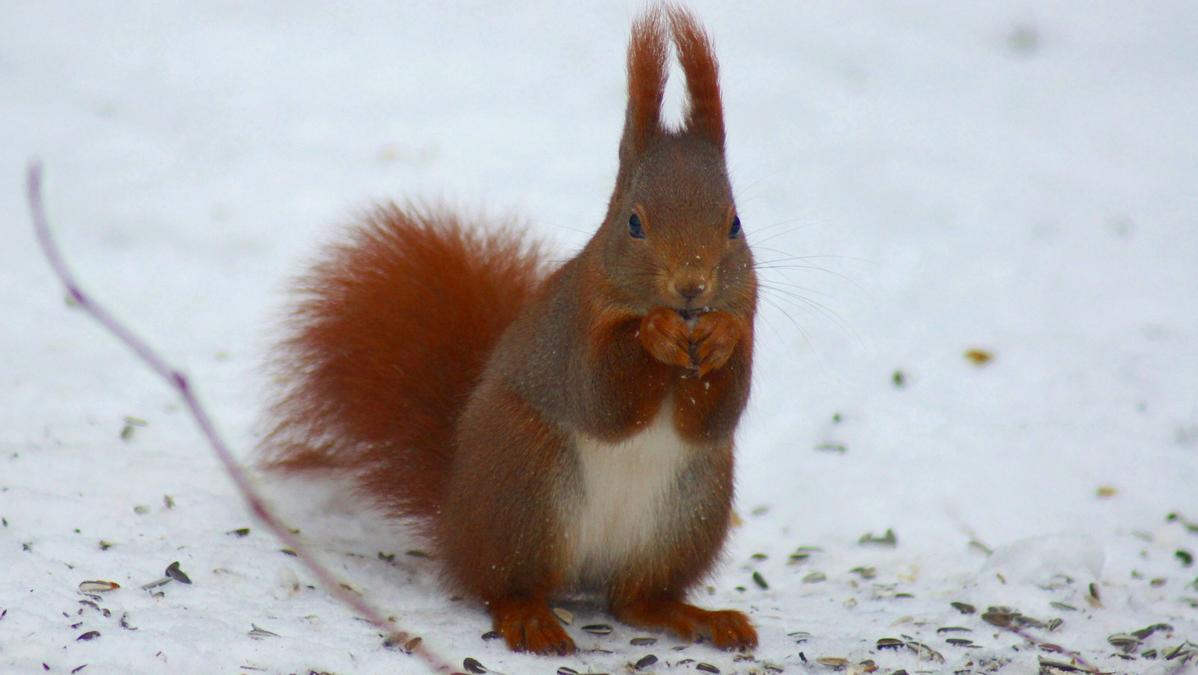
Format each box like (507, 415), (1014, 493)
(596, 7), (756, 319)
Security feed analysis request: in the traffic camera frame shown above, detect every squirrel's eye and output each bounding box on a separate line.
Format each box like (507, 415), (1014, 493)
(729, 214), (742, 239)
(628, 213), (645, 239)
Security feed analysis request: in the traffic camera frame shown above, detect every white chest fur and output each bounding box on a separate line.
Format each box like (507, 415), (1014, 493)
(562, 397), (694, 587)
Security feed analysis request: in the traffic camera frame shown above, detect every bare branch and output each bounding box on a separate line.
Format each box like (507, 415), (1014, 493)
(26, 160), (452, 674)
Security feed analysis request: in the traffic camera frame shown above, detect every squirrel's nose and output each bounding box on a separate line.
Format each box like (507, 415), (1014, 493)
(672, 278), (709, 302)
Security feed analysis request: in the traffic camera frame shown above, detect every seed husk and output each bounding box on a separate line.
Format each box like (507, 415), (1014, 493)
(552, 607), (573, 624)
(462, 656), (487, 673)
(480, 630), (501, 641)
(1132, 623), (1172, 640)
(858, 529), (897, 547)
(950, 601), (976, 614)
(78, 581), (119, 593)
(164, 561), (191, 584)
(803, 571), (826, 583)
(582, 623), (613, 635)
(634, 654), (658, 670)
(964, 349), (993, 366)
(816, 656), (848, 668)
(876, 638), (903, 650)
(76, 631), (100, 641)
(630, 637), (657, 646)
(248, 624), (279, 640)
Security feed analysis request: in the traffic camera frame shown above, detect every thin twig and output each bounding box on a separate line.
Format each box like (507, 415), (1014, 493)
(26, 161), (452, 674)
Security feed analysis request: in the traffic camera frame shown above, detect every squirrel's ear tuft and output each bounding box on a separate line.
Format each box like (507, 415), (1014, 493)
(620, 8), (669, 165)
(668, 6), (724, 149)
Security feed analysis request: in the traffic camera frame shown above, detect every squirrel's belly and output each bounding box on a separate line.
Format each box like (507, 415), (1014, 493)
(562, 396), (693, 589)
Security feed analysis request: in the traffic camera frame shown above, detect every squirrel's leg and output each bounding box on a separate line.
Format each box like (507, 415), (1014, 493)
(606, 443), (757, 650)
(442, 385), (576, 654)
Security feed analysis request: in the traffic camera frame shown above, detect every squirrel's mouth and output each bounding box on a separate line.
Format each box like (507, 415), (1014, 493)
(676, 307), (711, 322)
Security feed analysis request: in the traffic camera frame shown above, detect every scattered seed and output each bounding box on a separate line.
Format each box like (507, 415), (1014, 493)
(227, 528), (250, 537)
(634, 654), (658, 670)
(696, 664), (720, 674)
(877, 638), (904, 650)
(815, 442), (847, 454)
(892, 370), (906, 388)
(858, 529), (897, 547)
(78, 581), (119, 593)
(936, 626), (971, 634)
(1046, 617), (1063, 632)
(816, 656), (848, 668)
(630, 637), (657, 646)
(463, 657), (487, 673)
(946, 638), (974, 647)
(982, 608), (1013, 628)
(1167, 512), (1198, 534)
(406, 549), (431, 558)
(752, 571), (769, 589)
(140, 577), (171, 590)
(133, 505), (149, 515)
(164, 561), (191, 584)
(1050, 601), (1077, 612)
(480, 630), (501, 641)
(1088, 582), (1102, 607)
(968, 539), (994, 556)
(1039, 657), (1086, 672)
(803, 571), (826, 583)
(70, 666), (87, 674)
(964, 349), (993, 366)
(556, 668), (579, 675)
(1108, 633), (1141, 653)
(247, 624), (280, 640)
(1095, 485), (1117, 498)
(1177, 549), (1194, 567)
(119, 613), (137, 631)
(76, 631), (100, 641)
(582, 623), (613, 636)
(950, 601), (976, 615)
(279, 548), (298, 557)
(788, 631), (812, 644)
(1132, 623), (1173, 640)
(849, 566), (876, 579)
(905, 640), (944, 662)
(1150, 577), (1167, 587)
(552, 607), (573, 625)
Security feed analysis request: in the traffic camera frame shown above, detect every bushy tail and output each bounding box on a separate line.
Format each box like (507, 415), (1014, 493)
(261, 204), (545, 520)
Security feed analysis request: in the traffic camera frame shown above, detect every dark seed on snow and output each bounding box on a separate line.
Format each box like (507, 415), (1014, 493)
(556, 668), (579, 675)
(76, 631), (100, 641)
(631, 637), (657, 646)
(950, 601), (976, 614)
(228, 528), (250, 537)
(752, 571), (769, 589)
(634, 654), (658, 670)
(164, 561), (191, 584)
(946, 638), (974, 647)
(697, 664), (721, 673)
(582, 623), (613, 635)
(481, 630), (501, 641)
(935, 626), (970, 634)
(462, 656), (487, 673)
(877, 638), (904, 650)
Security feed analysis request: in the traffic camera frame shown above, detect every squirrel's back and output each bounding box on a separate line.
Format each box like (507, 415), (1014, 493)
(261, 204), (544, 521)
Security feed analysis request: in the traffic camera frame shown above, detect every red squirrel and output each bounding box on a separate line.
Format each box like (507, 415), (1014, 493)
(262, 6), (758, 655)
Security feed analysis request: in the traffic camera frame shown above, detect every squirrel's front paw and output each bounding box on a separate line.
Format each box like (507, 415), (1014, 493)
(639, 307), (694, 370)
(690, 311), (742, 377)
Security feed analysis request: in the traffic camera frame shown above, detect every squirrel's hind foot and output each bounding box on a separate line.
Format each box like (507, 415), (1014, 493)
(612, 598), (758, 651)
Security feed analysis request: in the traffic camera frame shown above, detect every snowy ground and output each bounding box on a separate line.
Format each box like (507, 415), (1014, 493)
(3, 2), (1197, 673)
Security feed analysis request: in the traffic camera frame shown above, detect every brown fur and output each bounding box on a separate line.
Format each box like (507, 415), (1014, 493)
(263, 6), (758, 655)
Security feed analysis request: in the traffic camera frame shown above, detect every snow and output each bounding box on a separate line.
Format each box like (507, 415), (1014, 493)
(3, 2), (1197, 673)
